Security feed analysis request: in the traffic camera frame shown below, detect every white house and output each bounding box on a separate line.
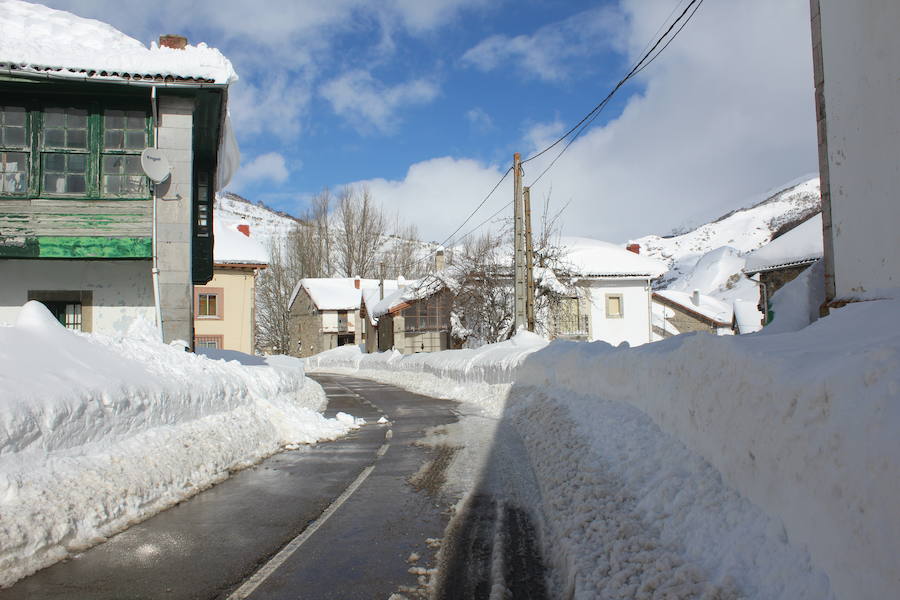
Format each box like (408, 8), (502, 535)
(559, 237), (668, 347)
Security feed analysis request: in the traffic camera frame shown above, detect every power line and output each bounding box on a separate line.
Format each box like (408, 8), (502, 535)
(522, 0), (706, 181)
(407, 166), (512, 269)
(405, 0), (706, 269)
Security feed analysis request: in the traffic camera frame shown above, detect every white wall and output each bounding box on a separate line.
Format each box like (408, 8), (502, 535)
(582, 278), (652, 346)
(818, 0), (900, 297)
(0, 259), (154, 334)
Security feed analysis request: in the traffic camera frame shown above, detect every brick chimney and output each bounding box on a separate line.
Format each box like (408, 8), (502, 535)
(159, 35), (188, 50)
(354, 276), (361, 289)
(626, 243), (640, 254)
(237, 224), (250, 237)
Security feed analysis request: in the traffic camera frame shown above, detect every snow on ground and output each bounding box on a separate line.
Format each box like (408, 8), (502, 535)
(308, 294), (900, 600)
(0, 302), (360, 587)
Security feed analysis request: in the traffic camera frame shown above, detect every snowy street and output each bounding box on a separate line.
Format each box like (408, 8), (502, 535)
(0, 375), (465, 599)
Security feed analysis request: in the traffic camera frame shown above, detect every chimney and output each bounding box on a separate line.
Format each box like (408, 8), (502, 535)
(626, 243), (640, 254)
(236, 224), (250, 237)
(159, 34), (188, 50)
(354, 276), (361, 289)
(434, 249), (445, 272)
(692, 289), (701, 306)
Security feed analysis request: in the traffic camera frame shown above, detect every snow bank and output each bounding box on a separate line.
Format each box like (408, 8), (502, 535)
(0, 302), (358, 587)
(310, 299), (900, 600)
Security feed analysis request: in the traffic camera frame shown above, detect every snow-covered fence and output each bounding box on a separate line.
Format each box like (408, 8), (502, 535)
(309, 299), (900, 600)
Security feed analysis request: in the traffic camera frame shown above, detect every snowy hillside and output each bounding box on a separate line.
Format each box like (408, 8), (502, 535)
(633, 177), (821, 290)
(215, 192), (301, 250)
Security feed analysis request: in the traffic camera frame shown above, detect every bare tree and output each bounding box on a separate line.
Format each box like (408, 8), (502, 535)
(334, 186), (386, 278)
(290, 188), (334, 279)
(255, 241), (300, 354)
(447, 230), (515, 346)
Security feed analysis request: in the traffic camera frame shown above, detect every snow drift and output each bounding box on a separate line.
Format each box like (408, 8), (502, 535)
(309, 297), (900, 600)
(0, 302), (357, 587)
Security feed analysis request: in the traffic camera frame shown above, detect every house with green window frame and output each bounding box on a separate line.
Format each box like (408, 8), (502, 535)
(0, 1), (238, 345)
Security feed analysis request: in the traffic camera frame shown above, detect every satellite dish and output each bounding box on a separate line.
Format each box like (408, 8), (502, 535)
(140, 148), (171, 184)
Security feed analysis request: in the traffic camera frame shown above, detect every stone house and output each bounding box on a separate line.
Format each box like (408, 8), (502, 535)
(287, 277), (386, 357)
(193, 218), (267, 353)
(743, 213), (823, 322)
(0, 4), (237, 346)
(369, 276), (452, 354)
(651, 290), (733, 339)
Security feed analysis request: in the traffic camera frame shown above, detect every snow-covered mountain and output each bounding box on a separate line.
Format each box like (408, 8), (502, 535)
(215, 192), (302, 249)
(633, 176), (821, 292)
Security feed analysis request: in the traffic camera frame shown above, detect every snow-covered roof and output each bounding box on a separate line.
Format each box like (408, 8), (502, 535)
(0, 1), (237, 85)
(559, 237), (668, 278)
(653, 290), (733, 326)
(361, 281), (401, 325)
(743, 213), (823, 274)
(213, 218), (267, 266)
(370, 275), (449, 318)
(289, 278), (383, 312)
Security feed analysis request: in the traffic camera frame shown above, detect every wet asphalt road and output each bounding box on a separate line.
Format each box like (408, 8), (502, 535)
(0, 374), (461, 600)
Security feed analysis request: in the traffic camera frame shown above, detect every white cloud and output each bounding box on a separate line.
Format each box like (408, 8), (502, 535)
(346, 0), (818, 244)
(230, 152), (291, 192)
(465, 107), (494, 132)
(461, 5), (626, 81)
(321, 70), (440, 134)
(354, 157), (511, 243)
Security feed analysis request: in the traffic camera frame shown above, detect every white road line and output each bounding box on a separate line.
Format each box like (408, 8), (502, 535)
(227, 378), (391, 600)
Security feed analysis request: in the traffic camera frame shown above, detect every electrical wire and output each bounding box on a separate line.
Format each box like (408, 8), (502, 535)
(522, 0), (705, 174)
(406, 0), (706, 267)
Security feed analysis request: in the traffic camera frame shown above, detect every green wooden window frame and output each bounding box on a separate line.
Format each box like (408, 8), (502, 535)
(0, 100), (151, 200)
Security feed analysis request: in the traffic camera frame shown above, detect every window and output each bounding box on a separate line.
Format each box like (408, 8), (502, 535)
(401, 292), (450, 333)
(27, 290), (93, 332)
(1, 105), (29, 194)
(605, 293), (624, 318)
(337, 310), (349, 330)
(194, 335), (222, 349)
(194, 287), (223, 319)
(198, 294), (217, 317)
(0, 101), (150, 200)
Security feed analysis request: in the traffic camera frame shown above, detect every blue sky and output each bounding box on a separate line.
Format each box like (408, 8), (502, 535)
(38, 0), (819, 243)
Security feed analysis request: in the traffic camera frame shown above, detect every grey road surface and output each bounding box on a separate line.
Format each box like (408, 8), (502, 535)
(0, 374), (460, 600)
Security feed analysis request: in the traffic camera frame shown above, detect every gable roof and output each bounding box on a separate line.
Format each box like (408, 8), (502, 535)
(288, 278), (385, 312)
(653, 290), (732, 326)
(0, 1), (236, 85)
(743, 213), (823, 275)
(213, 219), (267, 266)
(370, 274), (449, 318)
(559, 237), (668, 278)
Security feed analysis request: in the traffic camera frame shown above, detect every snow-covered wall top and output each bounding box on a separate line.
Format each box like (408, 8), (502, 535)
(0, 0), (237, 85)
(213, 218), (268, 265)
(560, 236), (667, 278)
(744, 213), (823, 274)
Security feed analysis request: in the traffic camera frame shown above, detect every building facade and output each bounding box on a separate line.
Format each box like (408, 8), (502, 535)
(0, 12), (236, 345)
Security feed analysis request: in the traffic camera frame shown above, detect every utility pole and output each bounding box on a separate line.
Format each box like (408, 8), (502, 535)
(513, 153), (527, 332)
(524, 186), (535, 332)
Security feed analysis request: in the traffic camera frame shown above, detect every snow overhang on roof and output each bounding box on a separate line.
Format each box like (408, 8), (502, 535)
(371, 275), (448, 319)
(743, 213), (824, 275)
(292, 278), (385, 312)
(559, 236), (668, 279)
(653, 290), (732, 326)
(213, 219), (268, 266)
(0, 1), (238, 86)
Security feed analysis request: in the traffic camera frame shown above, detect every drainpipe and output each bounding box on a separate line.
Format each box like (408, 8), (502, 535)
(151, 86), (163, 341)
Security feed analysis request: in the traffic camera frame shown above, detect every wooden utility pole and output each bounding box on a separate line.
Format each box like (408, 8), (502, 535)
(513, 153), (527, 332)
(524, 186), (535, 332)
